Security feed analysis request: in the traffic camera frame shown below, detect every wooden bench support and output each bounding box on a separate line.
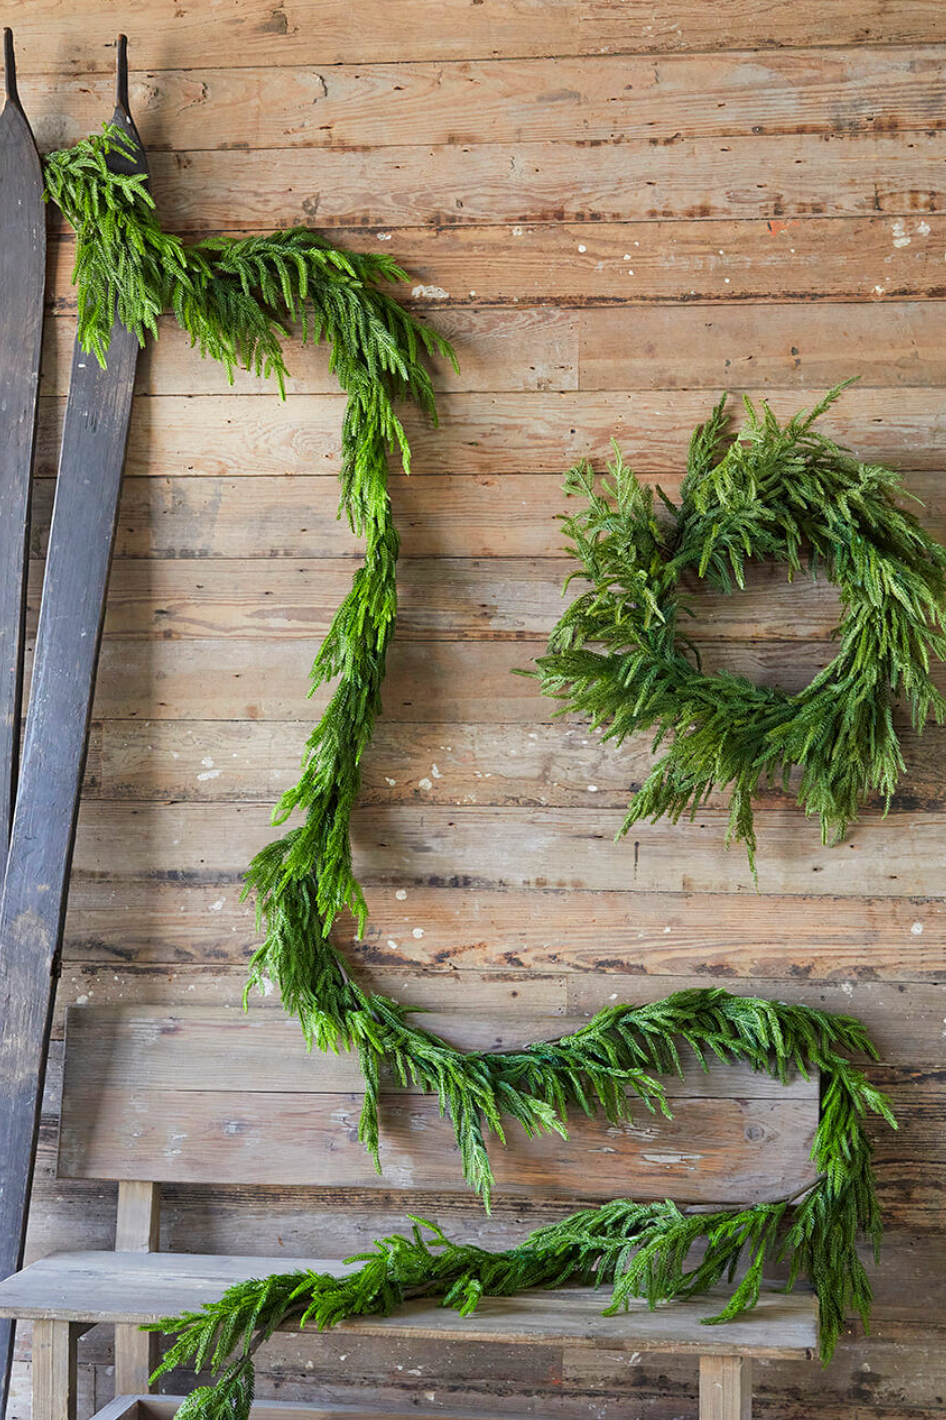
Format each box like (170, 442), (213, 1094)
(700, 1355), (752, 1420)
(114, 1183), (161, 1395)
(31, 1321), (79, 1420)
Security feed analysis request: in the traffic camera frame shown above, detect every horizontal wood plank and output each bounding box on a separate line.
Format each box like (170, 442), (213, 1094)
(59, 885), (946, 983)
(35, 302), (946, 401)
(46, 218), (946, 306)
(39, 135), (946, 232)
(8, 2), (946, 69)
(66, 799), (946, 898)
(20, 556), (923, 643)
(61, 1006), (819, 1098)
(76, 637), (922, 723)
(0, 1255), (816, 1358)
(79, 718), (946, 815)
(18, 50), (946, 153)
(34, 388), (946, 483)
(28, 464), (946, 560)
(59, 1086), (819, 1199)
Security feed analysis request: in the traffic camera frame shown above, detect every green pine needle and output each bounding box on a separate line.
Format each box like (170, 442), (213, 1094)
(534, 385), (946, 874)
(46, 132), (897, 1388)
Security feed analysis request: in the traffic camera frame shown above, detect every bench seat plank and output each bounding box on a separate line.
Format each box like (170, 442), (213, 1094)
(0, 1253), (817, 1359)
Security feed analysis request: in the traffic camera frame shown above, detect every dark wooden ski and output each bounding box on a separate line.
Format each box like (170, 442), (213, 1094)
(0, 37), (147, 1414)
(0, 31), (47, 1413)
(0, 29), (46, 855)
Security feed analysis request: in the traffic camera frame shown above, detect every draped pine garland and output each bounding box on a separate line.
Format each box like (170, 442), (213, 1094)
(46, 124), (900, 1387)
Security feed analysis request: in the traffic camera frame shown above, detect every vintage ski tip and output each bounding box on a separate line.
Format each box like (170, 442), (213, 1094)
(115, 33), (130, 112)
(109, 34), (148, 177)
(3, 28), (19, 106)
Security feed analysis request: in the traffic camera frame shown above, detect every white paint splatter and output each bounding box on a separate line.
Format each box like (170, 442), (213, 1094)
(384, 776), (397, 786)
(431, 764), (442, 779)
(412, 927), (424, 939)
(892, 219), (911, 249)
(911, 921), (924, 935)
(917, 220), (931, 236)
(418, 777), (433, 791)
(209, 898), (225, 912)
(411, 284), (449, 300)
(201, 756), (215, 767)
(197, 768), (221, 781)
(395, 888), (408, 901)
(577, 244), (587, 253)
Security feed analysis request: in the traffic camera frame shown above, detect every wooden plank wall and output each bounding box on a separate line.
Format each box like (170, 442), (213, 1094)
(6, 5), (946, 1418)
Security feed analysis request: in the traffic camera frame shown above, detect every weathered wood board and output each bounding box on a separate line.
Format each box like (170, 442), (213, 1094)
(0, 30), (46, 852)
(0, 1254), (817, 1359)
(8, 18), (946, 1420)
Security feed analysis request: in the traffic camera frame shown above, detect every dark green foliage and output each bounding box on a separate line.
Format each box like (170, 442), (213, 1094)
(48, 134), (898, 1390)
(148, 1014), (894, 1420)
(535, 385), (946, 871)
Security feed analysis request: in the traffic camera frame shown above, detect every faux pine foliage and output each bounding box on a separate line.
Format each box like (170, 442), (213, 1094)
(46, 126), (897, 1378)
(148, 990), (896, 1409)
(535, 384), (946, 870)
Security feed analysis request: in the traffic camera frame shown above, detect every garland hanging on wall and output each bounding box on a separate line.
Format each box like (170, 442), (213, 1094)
(46, 124), (901, 1377)
(533, 384), (946, 872)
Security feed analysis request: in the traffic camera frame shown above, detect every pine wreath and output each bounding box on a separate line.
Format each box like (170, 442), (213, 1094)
(535, 385), (946, 871)
(43, 124), (900, 1379)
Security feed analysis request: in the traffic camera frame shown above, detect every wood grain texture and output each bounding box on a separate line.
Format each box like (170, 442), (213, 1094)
(699, 1355), (752, 1420)
(60, 798), (946, 899)
(36, 301), (946, 400)
(8, 4), (946, 70)
(12, 12), (946, 1420)
(31, 387), (946, 483)
(17, 50), (946, 153)
(28, 463), (946, 560)
(56, 1007), (818, 1200)
(0, 1256), (816, 1358)
(44, 217), (946, 308)
(71, 133), (941, 231)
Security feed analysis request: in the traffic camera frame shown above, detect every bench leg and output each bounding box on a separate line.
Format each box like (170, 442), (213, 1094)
(699, 1355), (751, 1420)
(114, 1180), (162, 1394)
(114, 1325), (159, 1396)
(32, 1321), (79, 1420)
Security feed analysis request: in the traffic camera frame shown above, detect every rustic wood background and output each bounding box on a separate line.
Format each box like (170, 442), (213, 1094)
(7, 4), (946, 1418)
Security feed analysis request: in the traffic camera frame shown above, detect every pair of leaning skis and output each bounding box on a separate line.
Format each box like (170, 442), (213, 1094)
(0, 34), (149, 1412)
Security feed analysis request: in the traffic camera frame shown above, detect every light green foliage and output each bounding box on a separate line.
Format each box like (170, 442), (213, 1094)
(150, 989), (892, 1393)
(536, 385), (946, 870)
(148, 994), (895, 1417)
(47, 135), (897, 1389)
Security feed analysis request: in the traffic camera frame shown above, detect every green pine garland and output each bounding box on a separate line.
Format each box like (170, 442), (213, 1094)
(144, 990), (895, 1397)
(534, 386), (946, 871)
(45, 124), (899, 1380)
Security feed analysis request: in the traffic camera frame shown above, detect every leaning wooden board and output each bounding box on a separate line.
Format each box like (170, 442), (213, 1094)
(0, 29), (45, 853)
(0, 38), (146, 1415)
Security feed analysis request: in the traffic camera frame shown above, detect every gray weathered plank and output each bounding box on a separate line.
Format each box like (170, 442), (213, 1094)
(0, 1254), (817, 1358)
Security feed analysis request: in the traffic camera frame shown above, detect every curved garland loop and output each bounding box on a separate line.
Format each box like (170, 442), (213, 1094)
(534, 386), (946, 872)
(46, 126), (897, 1376)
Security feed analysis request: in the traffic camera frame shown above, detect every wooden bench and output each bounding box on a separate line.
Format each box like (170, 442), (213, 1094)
(0, 1005), (821, 1420)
